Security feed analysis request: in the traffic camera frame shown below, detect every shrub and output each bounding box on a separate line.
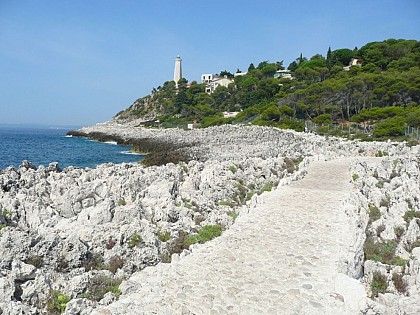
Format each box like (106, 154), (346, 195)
(227, 211), (238, 220)
(169, 231), (193, 253)
(25, 255), (44, 268)
(229, 165), (237, 174)
(375, 150), (389, 157)
(376, 180), (384, 188)
(127, 234), (142, 249)
(405, 239), (420, 252)
(261, 183), (274, 192)
(394, 226), (405, 240)
(284, 158), (296, 174)
(352, 173), (359, 181)
(379, 197), (390, 208)
(392, 273), (407, 294)
(106, 238), (117, 250)
(56, 256), (69, 272)
(364, 238), (405, 266)
(196, 225), (222, 243)
(117, 199), (126, 206)
(157, 231), (171, 242)
(107, 255), (124, 274)
(46, 290), (70, 314)
(160, 252), (172, 263)
(234, 183), (248, 204)
(86, 275), (122, 301)
(403, 210), (420, 223)
(83, 253), (104, 271)
(2, 210), (11, 217)
(371, 271), (387, 297)
(218, 200), (236, 207)
(373, 117), (406, 138)
(369, 205), (381, 223)
(376, 224), (385, 237)
(313, 113), (332, 125)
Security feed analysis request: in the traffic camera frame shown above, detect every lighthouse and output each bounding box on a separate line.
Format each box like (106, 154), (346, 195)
(173, 55), (182, 88)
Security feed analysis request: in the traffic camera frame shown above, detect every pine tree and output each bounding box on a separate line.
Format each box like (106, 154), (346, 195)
(326, 46), (333, 69)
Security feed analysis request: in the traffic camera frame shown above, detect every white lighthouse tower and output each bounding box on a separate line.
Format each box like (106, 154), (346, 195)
(173, 55), (182, 88)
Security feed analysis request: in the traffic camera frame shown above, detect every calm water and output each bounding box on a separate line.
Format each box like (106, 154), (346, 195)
(0, 127), (144, 170)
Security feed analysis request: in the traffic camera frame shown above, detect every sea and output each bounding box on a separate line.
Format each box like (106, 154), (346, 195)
(0, 126), (144, 170)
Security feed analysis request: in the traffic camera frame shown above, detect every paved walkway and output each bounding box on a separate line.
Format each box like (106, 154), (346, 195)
(93, 158), (366, 315)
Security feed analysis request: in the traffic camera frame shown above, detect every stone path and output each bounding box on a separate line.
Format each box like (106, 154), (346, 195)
(93, 158), (367, 315)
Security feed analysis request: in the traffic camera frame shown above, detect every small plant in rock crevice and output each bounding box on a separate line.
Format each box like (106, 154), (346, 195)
(392, 272), (407, 294)
(227, 211), (238, 220)
(403, 210), (420, 223)
(157, 231), (171, 242)
(376, 224), (385, 237)
(184, 224), (222, 246)
(127, 234), (142, 249)
(379, 197), (391, 208)
(25, 255), (44, 268)
(106, 237), (117, 250)
(85, 275), (122, 302)
(107, 255), (124, 274)
(46, 290), (70, 314)
(394, 226), (405, 241)
(229, 165), (237, 174)
(117, 199), (126, 206)
(364, 238), (405, 266)
(368, 205), (381, 223)
(218, 200), (236, 208)
(371, 271), (387, 297)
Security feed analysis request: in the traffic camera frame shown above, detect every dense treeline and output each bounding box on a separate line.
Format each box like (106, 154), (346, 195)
(117, 39), (420, 139)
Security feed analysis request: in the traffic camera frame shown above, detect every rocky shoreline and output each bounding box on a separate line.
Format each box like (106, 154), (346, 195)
(1, 122), (419, 314)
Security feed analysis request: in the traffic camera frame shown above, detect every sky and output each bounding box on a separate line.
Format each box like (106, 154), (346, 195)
(0, 0), (419, 126)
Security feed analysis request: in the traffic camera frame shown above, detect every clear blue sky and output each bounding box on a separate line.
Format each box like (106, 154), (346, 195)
(1, 0), (419, 126)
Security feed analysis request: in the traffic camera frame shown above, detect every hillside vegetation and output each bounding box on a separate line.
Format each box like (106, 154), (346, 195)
(115, 39), (420, 140)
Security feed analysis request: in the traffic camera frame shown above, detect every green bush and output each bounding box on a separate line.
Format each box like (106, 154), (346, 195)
(86, 275), (122, 301)
(403, 210), (420, 223)
(218, 200), (236, 207)
(392, 272), (407, 294)
(157, 231), (171, 242)
(83, 253), (104, 271)
(373, 117), (406, 138)
(364, 238), (405, 266)
(25, 255), (44, 268)
(186, 225), (223, 247)
(313, 113), (332, 125)
(117, 199), (126, 206)
(46, 290), (70, 314)
(128, 234), (142, 249)
(107, 255), (124, 274)
(229, 165), (237, 174)
(371, 271), (387, 297)
(375, 151), (389, 157)
(227, 211), (238, 220)
(368, 205), (381, 223)
(261, 183), (274, 192)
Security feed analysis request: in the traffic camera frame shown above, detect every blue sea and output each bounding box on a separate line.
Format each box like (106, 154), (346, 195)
(0, 126), (144, 170)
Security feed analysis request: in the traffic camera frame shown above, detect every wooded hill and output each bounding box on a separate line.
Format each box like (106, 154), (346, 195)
(116, 39), (420, 140)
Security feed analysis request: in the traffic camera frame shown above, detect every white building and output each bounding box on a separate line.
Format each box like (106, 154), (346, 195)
(201, 74), (234, 93)
(174, 55), (182, 87)
(274, 69), (293, 79)
(343, 58), (363, 71)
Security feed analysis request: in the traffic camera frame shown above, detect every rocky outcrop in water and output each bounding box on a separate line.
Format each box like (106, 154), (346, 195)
(1, 123), (419, 314)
